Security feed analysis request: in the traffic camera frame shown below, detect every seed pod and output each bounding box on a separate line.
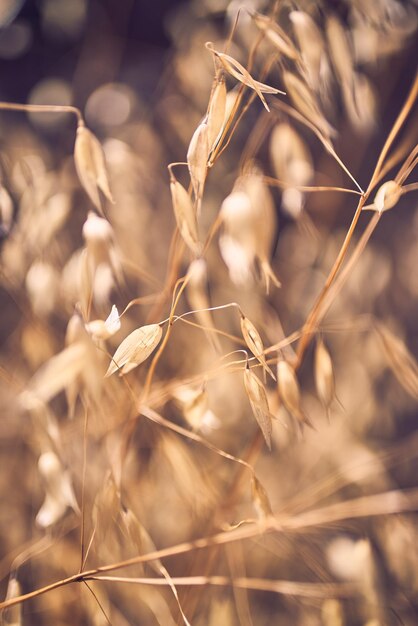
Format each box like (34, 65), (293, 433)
(314, 338), (335, 419)
(240, 313), (276, 381)
(169, 173), (201, 255)
(105, 323), (163, 376)
(74, 122), (114, 212)
(326, 15), (354, 90)
(277, 359), (313, 429)
(244, 364), (273, 449)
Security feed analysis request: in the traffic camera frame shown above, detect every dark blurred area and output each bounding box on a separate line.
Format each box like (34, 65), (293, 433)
(0, 0), (186, 109)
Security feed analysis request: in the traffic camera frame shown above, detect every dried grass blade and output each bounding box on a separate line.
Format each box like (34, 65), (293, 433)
(314, 338), (335, 420)
(105, 324), (163, 377)
(251, 476), (273, 519)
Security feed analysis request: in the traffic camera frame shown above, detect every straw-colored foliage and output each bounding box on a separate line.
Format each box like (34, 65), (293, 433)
(1, 1), (418, 625)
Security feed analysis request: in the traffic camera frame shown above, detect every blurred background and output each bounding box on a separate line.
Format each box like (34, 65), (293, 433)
(1, 1), (418, 625)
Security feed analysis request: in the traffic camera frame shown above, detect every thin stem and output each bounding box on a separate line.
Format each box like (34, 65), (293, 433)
(263, 176), (362, 196)
(0, 101), (83, 124)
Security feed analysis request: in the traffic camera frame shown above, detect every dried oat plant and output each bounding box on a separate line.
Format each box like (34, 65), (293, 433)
(1, 1), (418, 625)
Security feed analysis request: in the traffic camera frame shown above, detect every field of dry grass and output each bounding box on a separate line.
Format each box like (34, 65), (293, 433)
(1, 1), (418, 624)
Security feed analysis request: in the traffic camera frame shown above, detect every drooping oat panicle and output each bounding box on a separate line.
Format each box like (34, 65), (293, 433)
(169, 172), (201, 255)
(187, 120), (209, 204)
(205, 42), (284, 112)
(277, 359), (313, 430)
(314, 338), (335, 420)
(74, 122), (114, 213)
(105, 323), (163, 376)
(283, 71), (336, 140)
(251, 12), (300, 61)
(375, 322), (418, 399)
(207, 76), (227, 154)
(36, 451), (79, 528)
(243, 363), (273, 449)
(251, 475), (273, 519)
(240, 313), (276, 381)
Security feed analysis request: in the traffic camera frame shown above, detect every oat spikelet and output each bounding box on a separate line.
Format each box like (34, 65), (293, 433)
(314, 338), (335, 420)
(36, 451), (79, 528)
(187, 120), (209, 204)
(186, 258), (222, 353)
(372, 181), (402, 214)
(207, 76), (227, 153)
(105, 323), (163, 376)
(277, 359), (313, 430)
(375, 323), (418, 399)
(74, 122), (114, 213)
(251, 475), (273, 519)
(289, 11), (325, 89)
(85, 304), (121, 341)
(169, 172), (201, 255)
(243, 364), (273, 449)
(240, 313), (276, 381)
(206, 42), (284, 112)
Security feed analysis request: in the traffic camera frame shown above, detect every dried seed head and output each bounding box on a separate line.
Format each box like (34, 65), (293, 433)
(240, 314), (276, 381)
(219, 170), (280, 292)
(173, 383), (217, 432)
(86, 304), (121, 341)
(169, 174), (201, 255)
(36, 451), (79, 527)
(187, 120), (209, 202)
(207, 77), (227, 153)
(74, 123), (114, 212)
(314, 338), (335, 417)
(373, 180), (402, 213)
(244, 364), (273, 449)
(206, 42), (284, 112)
(277, 359), (313, 429)
(251, 475), (273, 519)
(105, 323), (163, 376)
